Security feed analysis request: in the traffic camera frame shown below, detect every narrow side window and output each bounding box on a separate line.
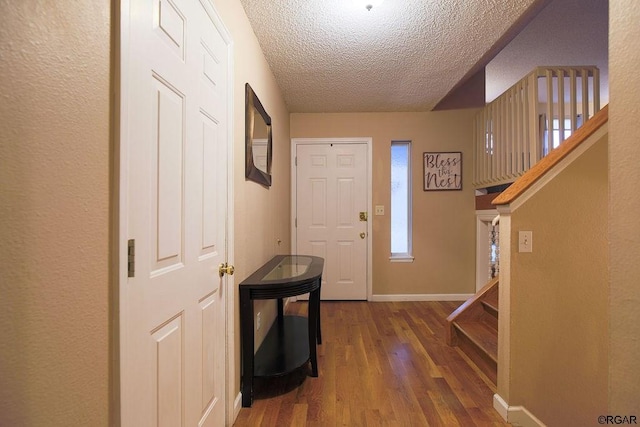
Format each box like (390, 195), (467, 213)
(390, 141), (413, 261)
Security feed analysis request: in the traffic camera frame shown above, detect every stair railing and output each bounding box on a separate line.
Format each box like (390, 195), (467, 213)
(473, 66), (601, 188)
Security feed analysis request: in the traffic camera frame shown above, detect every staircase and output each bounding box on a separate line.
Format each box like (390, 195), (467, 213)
(446, 278), (498, 384)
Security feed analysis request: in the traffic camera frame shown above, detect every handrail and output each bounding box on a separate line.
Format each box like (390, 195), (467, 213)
(445, 276), (499, 345)
(446, 277), (499, 325)
(492, 104), (608, 206)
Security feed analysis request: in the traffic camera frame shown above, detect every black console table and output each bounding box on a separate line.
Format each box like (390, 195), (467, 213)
(239, 255), (324, 408)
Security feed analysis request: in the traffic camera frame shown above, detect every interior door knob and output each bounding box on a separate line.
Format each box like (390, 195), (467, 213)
(360, 232), (366, 239)
(219, 263), (235, 277)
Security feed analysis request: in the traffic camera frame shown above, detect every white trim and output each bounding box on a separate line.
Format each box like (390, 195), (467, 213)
(366, 139), (373, 300)
(509, 123), (608, 212)
(509, 407), (546, 427)
(370, 293), (474, 302)
(493, 393), (509, 421)
(222, 35), (236, 427)
(391, 140), (413, 258)
(291, 137), (373, 301)
(494, 394), (546, 427)
(495, 208), (512, 401)
(475, 210), (498, 218)
(389, 256), (414, 263)
(233, 392), (242, 423)
(113, 1), (128, 423)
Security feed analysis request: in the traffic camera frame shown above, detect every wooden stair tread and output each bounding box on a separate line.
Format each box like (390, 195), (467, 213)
(453, 320), (497, 363)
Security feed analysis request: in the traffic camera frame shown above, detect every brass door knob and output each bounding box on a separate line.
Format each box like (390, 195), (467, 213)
(219, 263), (235, 277)
(360, 232), (366, 239)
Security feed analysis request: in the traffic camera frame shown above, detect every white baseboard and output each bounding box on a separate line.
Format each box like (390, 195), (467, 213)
(493, 394), (509, 420)
(370, 293), (474, 302)
(509, 408), (545, 427)
(494, 393), (546, 427)
(232, 392), (242, 425)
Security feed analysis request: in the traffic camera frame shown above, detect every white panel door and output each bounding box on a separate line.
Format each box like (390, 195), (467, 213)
(296, 143), (368, 300)
(120, 0), (230, 426)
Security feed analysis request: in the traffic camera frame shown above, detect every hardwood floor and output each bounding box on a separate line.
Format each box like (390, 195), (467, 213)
(233, 301), (509, 426)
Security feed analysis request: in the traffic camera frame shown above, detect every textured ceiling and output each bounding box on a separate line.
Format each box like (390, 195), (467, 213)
(239, 0), (543, 113)
(486, 0), (609, 103)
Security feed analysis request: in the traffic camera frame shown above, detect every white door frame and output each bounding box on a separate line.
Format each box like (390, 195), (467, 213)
(116, 1), (237, 424)
(290, 137), (373, 300)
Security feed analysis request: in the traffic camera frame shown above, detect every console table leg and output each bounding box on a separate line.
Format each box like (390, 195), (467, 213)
(308, 288), (320, 377)
(240, 293), (254, 407)
(277, 298), (284, 323)
(316, 276), (322, 345)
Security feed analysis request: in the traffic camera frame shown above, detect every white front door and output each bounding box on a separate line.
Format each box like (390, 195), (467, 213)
(119, 0), (231, 425)
(294, 141), (369, 300)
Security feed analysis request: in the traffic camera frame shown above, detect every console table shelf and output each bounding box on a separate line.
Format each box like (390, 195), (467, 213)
(239, 255), (324, 407)
(254, 315), (309, 377)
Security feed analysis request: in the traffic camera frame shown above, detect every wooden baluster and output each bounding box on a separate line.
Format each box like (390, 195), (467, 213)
(581, 68), (589, 120)
(558, 68), (566, 145)
(570, 68), (578, 132)
(593, 67), (601, 113)
(545, 69), (554, 156)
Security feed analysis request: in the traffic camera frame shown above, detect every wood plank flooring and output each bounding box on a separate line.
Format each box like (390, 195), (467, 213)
(233, 301), (509, 426)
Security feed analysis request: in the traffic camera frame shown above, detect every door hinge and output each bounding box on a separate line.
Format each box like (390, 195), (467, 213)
(295, 156), (297, 166)
(295, 218), (297, 227)
(127, 239), (135, 278)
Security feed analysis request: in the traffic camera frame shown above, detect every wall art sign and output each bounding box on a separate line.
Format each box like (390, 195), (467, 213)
(423, 152), (462, 191)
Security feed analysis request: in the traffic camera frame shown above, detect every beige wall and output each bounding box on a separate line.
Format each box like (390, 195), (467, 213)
(291, 110), (478, 296)
(0, 1), (111, 426)
(609, 0), (640, 413)
(211, 0), (292, 401)
(509, 136), (609, 426)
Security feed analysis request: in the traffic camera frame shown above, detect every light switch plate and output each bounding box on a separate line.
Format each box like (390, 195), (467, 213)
(519, 231), (533, 253)
(375, 205), (385, 215)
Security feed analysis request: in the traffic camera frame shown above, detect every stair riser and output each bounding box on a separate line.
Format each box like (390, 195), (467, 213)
(482, 311), (498, 331)
(456, 334), (497, 385)
(481, 301), (499, 318)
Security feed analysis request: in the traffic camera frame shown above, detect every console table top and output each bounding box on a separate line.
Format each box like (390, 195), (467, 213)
(239, 255), (324, 290)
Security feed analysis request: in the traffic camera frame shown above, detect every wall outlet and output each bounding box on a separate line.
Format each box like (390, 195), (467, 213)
(256, 311), (262, 331)
(375, 205), (385, 215)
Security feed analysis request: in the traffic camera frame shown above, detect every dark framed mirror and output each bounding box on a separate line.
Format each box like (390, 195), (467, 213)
(245, 83), (272, 187)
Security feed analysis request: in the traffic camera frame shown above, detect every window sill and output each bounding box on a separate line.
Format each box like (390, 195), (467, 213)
(389, 256), (414, 263)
